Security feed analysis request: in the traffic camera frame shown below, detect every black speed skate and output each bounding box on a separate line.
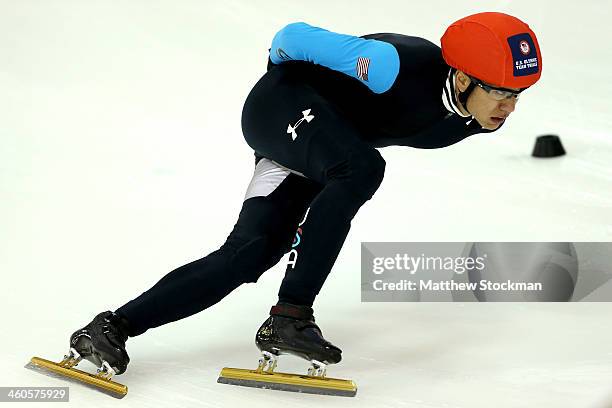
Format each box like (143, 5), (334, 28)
(217, 303), (357, 396)
(255, 303), (341, 377)
(69, 311), (131, 376)
(25, 311), (133, 399)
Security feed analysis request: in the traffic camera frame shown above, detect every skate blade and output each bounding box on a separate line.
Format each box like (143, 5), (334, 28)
(217, 367), (357, 397)
(25, 357), (128, 399)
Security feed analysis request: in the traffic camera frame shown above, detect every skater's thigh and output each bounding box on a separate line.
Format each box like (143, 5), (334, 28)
(229, 157), (322, 252)
(241, 66), (372, 183)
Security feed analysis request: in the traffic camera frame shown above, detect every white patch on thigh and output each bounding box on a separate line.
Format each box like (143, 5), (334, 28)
(244, 158), (305, 200)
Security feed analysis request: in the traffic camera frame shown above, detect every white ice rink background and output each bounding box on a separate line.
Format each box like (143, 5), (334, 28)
(1, 1), (611, 407)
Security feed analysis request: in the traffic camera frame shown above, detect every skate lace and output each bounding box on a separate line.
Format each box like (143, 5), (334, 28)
(102, 319), (128, 343)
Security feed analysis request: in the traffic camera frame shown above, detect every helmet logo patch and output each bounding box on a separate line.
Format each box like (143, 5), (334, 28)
(507, 33), (539, 77)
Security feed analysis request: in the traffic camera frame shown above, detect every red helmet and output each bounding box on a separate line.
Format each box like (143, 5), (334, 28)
(441, 12), (542, 89)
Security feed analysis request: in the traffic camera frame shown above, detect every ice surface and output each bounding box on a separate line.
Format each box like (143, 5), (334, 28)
(1, 1), (611, 407)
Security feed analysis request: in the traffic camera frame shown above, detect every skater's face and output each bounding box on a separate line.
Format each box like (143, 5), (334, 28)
(455, 71), (520, 130)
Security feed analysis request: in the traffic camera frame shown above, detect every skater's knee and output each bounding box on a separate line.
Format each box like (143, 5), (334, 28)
(326, 149), (386, 201)
(230, 235), (285, 283)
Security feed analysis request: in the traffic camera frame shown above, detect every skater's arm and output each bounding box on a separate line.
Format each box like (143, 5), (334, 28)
(269, 22), (399, 94)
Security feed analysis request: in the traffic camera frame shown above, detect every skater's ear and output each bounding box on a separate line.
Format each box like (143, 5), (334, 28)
(455, 70), (471, 92)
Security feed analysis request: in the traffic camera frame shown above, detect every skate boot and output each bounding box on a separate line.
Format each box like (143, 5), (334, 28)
(25, 311), (132, 398)
(217, 303), (356, 396)
(255, 303), (342, 375)
(69, 311), (131, 375)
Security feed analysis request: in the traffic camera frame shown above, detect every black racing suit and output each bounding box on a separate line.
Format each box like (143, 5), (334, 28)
(116, 24), (499, 336)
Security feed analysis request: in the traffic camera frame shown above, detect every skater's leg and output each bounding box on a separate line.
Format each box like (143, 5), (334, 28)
(276, 145), (384, 306)
(242, 67), (385, 307)
(115, 159), (321, 336)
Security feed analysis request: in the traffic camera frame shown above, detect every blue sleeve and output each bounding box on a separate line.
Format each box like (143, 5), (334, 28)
(269, 22), (400, 94)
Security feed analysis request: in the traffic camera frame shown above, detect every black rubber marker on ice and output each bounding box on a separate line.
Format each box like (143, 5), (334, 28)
(532, 134), (566, 158)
